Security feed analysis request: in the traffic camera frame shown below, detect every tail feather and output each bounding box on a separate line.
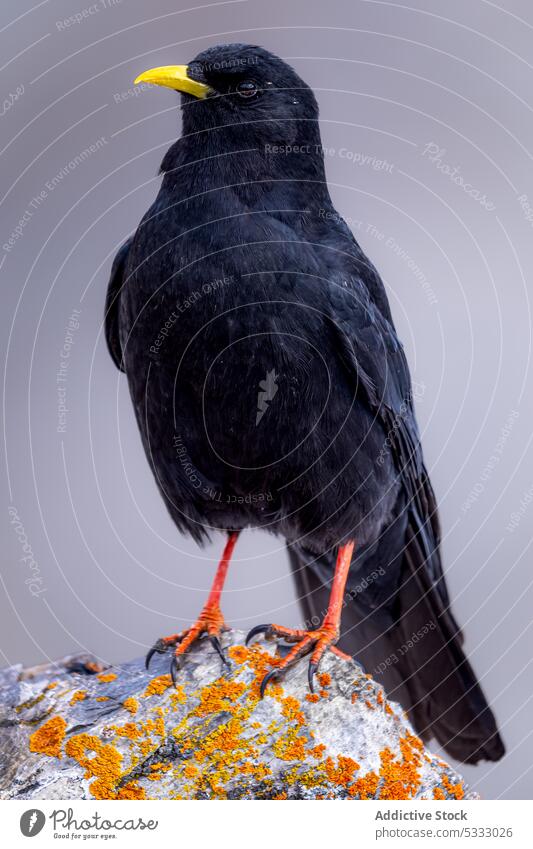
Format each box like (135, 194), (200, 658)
(395, 522), (504, 763)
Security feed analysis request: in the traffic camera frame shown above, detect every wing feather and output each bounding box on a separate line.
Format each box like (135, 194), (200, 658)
(104, 237), (132, 372)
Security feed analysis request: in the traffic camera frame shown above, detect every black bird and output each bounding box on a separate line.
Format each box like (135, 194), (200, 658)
(105, 43), (504, 763)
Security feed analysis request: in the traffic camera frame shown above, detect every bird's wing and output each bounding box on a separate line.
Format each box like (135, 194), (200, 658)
(326, 274), (452, 616)
(104, 237), (133, 372)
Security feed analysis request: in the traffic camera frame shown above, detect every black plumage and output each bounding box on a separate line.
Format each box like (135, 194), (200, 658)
(105, 44), (504, 763)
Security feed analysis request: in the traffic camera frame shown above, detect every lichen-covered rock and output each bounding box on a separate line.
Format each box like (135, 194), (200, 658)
(0, 630), (477, 800)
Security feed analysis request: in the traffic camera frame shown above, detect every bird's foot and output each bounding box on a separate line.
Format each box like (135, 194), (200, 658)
(246, 622), (351, 696)
(145, 604), (229, 684)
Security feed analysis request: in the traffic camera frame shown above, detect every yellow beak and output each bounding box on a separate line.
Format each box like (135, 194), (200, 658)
(133, 65), (210, 99)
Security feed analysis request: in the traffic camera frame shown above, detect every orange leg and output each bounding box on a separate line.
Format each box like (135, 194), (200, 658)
(146, 531), (239, 683)
(247, 540), (355, 695)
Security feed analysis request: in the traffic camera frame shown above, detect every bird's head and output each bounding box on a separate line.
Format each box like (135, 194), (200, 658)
(134, 43), (321, 155)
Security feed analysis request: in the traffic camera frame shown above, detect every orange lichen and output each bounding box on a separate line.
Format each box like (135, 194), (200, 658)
(148, 762), (172, 781)
(318, 673), (331, 689)
(351, 692), (359, 703)
(349, 771), (380, 799)
(323, 755), (360, 787)
(281, 695), (305, 726)
(123, 697), (138, 714)
(117, 782), (146, 799)
(378, 748), (417, 799)
(169, 686), (186, 708)
(385, 703), (393, 716)
(143, 675), (172, 697)
(45, 682), (58, 690)
(306, 693), (320, 703)
(97, 672), (117, 683)
(228, 645), (249, 664)
(377, 690), (384, 706)
(138, 739), (154, 757)
(310, 743), (326, 759)
(167, 664), (281, 797)
(193, 715), (245, 761)
(181, 709), (268, 798)
(65, 733), (123, 800)
(317, 731), (424, 800)
(227, 643), (281, 694)
(96, 696), (109, 702)
(319, 689), (329, 699)
(111, 722), (141, 740)
(273, 733), (307, 762)
(192, 678), (246, 717)
(433, 787), (446, 800)
(442, 775), (465, 800)
(240, 761), (271, 780)
(29, 715), (66, 758)
(70, 690), (87, 706)
(141, 707), (165, 739)
(372, 733), (423, 800)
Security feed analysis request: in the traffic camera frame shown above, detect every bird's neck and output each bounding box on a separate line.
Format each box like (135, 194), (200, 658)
(160, 125), (331, 210)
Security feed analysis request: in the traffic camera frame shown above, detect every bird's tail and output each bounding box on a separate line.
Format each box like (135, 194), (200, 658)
(287, 529), (505, 764)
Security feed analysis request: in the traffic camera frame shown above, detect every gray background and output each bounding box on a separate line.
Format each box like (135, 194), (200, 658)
(1, 0), (532, 799)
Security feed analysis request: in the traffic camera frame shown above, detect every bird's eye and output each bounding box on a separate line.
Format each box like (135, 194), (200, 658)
(236, 80), (259, 99)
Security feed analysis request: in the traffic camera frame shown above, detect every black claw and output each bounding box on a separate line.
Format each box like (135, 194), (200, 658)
(145, 639), (167, 670)
(245, 624), (272, 646)
(210, 635), (228, 667)
(145, 648), (156, 670)
(260, 669), (279, 699)
(170, 655), (179, 687)
(308, 662), (318, 694)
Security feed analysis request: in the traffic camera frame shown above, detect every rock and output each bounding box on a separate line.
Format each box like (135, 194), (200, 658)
(0, 630), (477, 800)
